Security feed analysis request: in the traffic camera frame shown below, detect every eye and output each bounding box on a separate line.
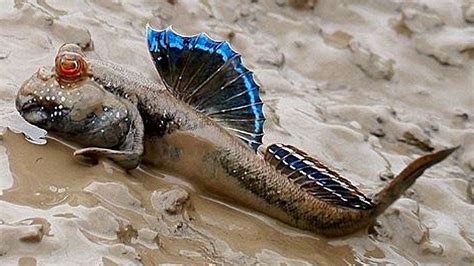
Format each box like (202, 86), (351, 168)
(55, 52), (86, 79)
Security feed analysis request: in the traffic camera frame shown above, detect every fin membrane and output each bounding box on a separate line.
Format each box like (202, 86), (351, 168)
(147, 26), (265, 151)
(265, 143), (373, 210)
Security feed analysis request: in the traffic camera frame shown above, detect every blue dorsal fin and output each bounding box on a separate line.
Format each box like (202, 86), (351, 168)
(265, 143), (374, 210)
(147, 25), (265, 151)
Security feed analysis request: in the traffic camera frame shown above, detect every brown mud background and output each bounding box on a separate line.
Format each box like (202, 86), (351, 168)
(0, 0), (473, 264)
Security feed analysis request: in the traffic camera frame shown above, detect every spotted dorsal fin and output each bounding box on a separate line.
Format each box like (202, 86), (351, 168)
(146, 25), (265, 151)
(265, 143), (373, 210)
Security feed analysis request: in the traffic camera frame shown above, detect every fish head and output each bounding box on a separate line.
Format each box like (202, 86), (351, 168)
(16, 44), (134, 148)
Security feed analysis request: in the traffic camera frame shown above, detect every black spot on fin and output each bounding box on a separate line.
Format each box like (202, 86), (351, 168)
(265, 143), (374, 210)
(147, 25), (265, 151)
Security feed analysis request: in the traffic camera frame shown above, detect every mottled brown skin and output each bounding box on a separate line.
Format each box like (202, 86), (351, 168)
(16, 44), (456, 237)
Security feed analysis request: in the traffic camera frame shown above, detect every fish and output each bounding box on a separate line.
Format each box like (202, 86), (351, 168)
(15, 26), (457, 237)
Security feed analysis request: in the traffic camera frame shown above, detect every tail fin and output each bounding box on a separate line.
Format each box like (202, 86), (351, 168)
(372, 147), (458, 216)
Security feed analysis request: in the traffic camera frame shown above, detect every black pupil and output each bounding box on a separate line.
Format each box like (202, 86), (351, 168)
(62, 58), (78, 70)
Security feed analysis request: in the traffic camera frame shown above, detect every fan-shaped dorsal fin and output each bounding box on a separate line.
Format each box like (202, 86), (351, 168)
(147, 25), (265, 151)
(265, 143), (374, 210)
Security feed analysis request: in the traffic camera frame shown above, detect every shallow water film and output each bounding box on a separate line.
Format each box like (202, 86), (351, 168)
(0, 0), (473, 264)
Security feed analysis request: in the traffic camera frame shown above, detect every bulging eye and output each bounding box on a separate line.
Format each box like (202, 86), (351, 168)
(55, 52), (87, 79)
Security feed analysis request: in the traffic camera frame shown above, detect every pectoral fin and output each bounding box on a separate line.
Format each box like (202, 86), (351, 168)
(74, 147), (142, 170)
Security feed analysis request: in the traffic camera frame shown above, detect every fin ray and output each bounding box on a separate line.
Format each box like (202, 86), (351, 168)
(265, 143), (374, 210)
(147, 25), (265, 151)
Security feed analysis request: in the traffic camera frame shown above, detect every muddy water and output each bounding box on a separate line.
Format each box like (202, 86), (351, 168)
(0, 0), (473, 265)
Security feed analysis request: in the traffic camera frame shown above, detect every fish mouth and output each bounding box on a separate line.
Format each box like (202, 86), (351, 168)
(18, 96), (72, 127)
(19, 100), (43, 114)
(17, 97), (50, 126)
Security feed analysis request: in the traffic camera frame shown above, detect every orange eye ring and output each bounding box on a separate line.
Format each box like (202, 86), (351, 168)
(55, 51), (87, 80)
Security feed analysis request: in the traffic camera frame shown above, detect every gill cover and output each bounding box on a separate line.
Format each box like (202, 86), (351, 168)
(147, 26), (265, 151)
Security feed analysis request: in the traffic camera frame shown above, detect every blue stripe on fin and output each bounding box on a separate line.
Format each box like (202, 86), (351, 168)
(264, 143), (374, 210)
(147, 25), (265, 151)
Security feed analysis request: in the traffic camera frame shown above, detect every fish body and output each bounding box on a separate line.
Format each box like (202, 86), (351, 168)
(15, 26), (456, 237)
